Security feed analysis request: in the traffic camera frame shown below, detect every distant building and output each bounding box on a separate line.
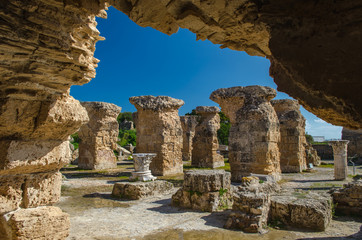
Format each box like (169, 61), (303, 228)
(313, 136), (325, 142)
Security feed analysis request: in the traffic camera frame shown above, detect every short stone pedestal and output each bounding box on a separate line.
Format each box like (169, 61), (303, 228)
(329, 140), (349, 180)
(171, 170), (232, 212)
(130, 153), (157, 182)
(112, 181), (174, 200)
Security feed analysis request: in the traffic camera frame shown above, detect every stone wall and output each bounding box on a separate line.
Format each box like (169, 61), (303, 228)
(0, 0), (107, 238)
(78, 102), (121, 170)
(180, 116), (198, 162)
(210, 86), (281, 182)
(130, 96), (184, 176)
(312, 145), (333, 160)
(191, 106), (224, 168)
(271, 99), (307, 173)
(342, 128), (362, 160)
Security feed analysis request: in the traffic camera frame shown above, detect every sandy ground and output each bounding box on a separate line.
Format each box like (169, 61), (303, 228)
(58, 164), (362, 240)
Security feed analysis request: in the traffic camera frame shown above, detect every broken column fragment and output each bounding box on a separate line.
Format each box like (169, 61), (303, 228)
(191, 106), (224, 168)
(130, 96), (184, 176)
(171, 170), (233, 212)
(210, 86), (281, 182)
(329, 140), (350, 180)
(78, 102), (122, 170)
(180, 116), (199, 162)
(271, 99), (307, 173)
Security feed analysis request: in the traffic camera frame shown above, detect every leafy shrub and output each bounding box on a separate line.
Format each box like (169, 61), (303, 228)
(118, 129), (136, 146)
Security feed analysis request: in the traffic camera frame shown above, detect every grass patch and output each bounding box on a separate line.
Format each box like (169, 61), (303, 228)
(310, 182), (343, 189)
(318, 163), (334, 168)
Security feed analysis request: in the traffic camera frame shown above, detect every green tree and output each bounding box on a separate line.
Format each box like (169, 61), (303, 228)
(185, 109), (197, 116)
(217, 112), (230, 145)
(70, 132), (80, 150)
(305, 133), (314, 144)
(118, 129), (137, 146)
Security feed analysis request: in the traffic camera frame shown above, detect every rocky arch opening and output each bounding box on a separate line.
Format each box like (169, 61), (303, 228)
(1, 0), (361, 239)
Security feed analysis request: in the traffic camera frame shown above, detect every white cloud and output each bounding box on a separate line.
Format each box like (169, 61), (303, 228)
(314, 118), (327, 124)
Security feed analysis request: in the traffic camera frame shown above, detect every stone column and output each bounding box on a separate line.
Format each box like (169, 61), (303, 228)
(329, 140), (349, 180)
(0, 1), (107, 238)
(271, 99), (307, 172)
(191, 106), (224, 168)
(210, 86), (281, 181)
(180, 116), (199, 162)
(78, 102), (122, 170)
(130, 96), (184, 176)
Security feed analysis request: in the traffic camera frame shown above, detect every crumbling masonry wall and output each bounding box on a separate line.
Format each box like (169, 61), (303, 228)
(210, 86), (281, 182)
(0, 0), (107, 238)
(78, 102), (121, 170)
(130, 96), (184, 176)
(271, 99), (307, 173)
(180, 116), (198, 162)
(342, 128), (362, 160)
(191, 106), (224, 168)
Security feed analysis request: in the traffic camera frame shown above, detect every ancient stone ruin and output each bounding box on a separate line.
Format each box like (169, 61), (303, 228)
(329, 140), (350, 180)
(331, 180), (362, 216)
(180, 115), (198, 162)
(172, 170), (232, 212)
(305, 143), (321, 166)
(1, 0), (361, 239)
(271, 99), (307, 173)
(342, 128), (362, 161)
(77, 102), (121, 170)
(191, 106), (224, 168)
(210, 86), (281, 181)
(130, 95), (184, 176)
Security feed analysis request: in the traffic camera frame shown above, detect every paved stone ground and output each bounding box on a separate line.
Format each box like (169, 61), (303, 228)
(58, 162), (362, 240)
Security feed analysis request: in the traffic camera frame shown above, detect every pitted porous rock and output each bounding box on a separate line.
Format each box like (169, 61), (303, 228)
(129, 95), (184, 111)
(183, 170), (231, 193)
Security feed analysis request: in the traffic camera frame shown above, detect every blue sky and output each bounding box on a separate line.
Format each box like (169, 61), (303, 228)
(71, 7), (342, 139)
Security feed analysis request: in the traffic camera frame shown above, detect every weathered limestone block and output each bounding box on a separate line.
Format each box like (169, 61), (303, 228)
(78, 102), (122, 170)
(130, 96), (184, 176)
(210, 86), (281, 182)
(331, 180), (362, 216)
(225, 176), (278, 233)
(305, 143), (321, 166)
(329, 140), (349, 181)
(192, 106), (224, 168)
(0, 206), (70, 240)
(342, 128), (362, 161)
(0, 140), (71, 175)
(270, 191), (332, 231)
(0, 172), (62, 214)
(180, 116), (198, 162)
(271, 99), (307, 173)
(112, 181), (174, 200)
(172, 170), (233, 212)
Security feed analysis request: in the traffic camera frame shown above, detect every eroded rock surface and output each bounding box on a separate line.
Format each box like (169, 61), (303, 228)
(180, 116), (198, 162)
(78, 102), (121, 170)
(331, 180), (362, 216)
(191, 106), (224, 168)
(271, 99), (307, 173)
(305, 143), (321, 166)
(270, 191), (332, 231)
(172, 170), (232, 212)
(210, 86), (281, 181)
(130, 95), (184, 176)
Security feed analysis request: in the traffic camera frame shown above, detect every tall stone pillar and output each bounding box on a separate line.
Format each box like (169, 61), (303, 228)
(130, 96), (184, 176)
(191, 106), (224, 168)
(329, 140), (349, 180)
(0, 1), (107, 238)
(271, 99), (307, 172)
(210, 86), (281, 181)
(180, 116), (199, 162)
(78, 102), (122, 170)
